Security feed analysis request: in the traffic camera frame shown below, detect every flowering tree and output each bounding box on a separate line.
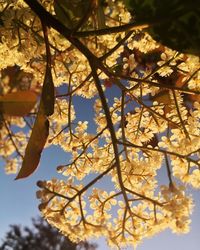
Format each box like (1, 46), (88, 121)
(0, 0), (200, 248)
(0, 216), (97, 250)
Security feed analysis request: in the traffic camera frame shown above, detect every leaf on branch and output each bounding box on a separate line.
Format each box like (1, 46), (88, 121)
(104, 78), (113, 88)
(15, 103), (49, 180)
(152, 90), (171, 104)
(41, 66), (55, 116)
(152, 90), (173, 117)
(96, 0), (106, 29)
(188, 94), (200, 103)
(125, 0), (200, 55)
(54, 0), (90, 29)
(0, 90), (37, 116)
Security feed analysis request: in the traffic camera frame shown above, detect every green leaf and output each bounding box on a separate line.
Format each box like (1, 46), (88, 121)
(96, 0), (106, 29)
(54, 0), (74, 28)
(124, 0), (200, 55)
(54, 0), (90, 29)
(0, 90), (37, 116)
(15, 103), (49, 180)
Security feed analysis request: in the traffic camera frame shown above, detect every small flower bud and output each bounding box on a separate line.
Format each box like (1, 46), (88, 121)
(36, 180), (45, 188)
(38, 202), (48, 211)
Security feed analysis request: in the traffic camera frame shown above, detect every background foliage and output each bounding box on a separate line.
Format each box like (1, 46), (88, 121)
(0, 217), (97, 250)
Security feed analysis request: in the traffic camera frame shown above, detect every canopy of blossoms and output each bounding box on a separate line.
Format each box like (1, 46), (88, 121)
(0, 0), (200, 248)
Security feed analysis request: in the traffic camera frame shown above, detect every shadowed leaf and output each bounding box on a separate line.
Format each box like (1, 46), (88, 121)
(152, 90), (172, 117)
(0, 90), (37, 116)
(125, 0), (200, 55)
(15, 104), (49, 180)
(54, 0), (90, 29)
(41, 66), (54, 116)
(152, 90), (171, 105)
(15, 62), (54, 179)
(96, 0), (106, 29)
